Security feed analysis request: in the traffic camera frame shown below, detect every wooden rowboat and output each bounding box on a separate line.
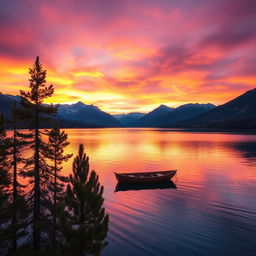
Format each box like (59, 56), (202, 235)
(114, 170), (177, 183)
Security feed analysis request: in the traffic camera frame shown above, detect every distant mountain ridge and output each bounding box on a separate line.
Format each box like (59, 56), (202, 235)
(174, 88), (256, 128)
(114, 112), (145, 125)
(132, 103), (215, 127)
(133, 104), (174, 126)
(57, 101), (120, 127)
(0, 93), (120, 128)
(1, 89), (255, 129)
(155, 103), (215, 127)
(0, 93), (17, 118)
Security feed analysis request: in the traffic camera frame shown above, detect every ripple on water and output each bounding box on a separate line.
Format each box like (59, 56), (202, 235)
(40, 128), (256, 256)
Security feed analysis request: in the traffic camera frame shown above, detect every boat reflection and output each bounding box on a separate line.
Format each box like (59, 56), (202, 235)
(115, 180), (177, 192)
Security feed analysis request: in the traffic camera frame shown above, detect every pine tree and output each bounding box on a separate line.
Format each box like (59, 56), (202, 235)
(60, 144), (108, 256)
(43, 124), (72, 251)
(16, 56), (57, 251)
(0, 114), (11, 253)
(6, 102), (29, 253)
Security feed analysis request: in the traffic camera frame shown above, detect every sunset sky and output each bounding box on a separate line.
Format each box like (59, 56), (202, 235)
(0, 0), (255, 113)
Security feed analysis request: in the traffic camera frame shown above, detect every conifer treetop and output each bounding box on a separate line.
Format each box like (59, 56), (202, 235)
(20, 56), (54, 105)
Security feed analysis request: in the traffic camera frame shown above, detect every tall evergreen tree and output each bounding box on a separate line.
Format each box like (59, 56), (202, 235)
(0, 114), (11, 253)
(16, 56), (57, 251)
(43, 124), (72, 251)
(6, 102), (29, 253)
(60, 144), (108, 256)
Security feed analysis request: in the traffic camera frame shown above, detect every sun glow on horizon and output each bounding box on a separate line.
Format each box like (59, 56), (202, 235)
(0, 0), (255, 113)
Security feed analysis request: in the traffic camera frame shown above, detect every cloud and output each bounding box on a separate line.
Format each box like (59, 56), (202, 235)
(0, 0), (255, 113)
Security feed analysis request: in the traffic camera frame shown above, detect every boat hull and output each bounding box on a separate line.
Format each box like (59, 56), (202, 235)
(115, 180), (177, 192)
(115, 170), (177, 183)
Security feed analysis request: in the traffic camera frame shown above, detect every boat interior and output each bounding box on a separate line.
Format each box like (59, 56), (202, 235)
(117, 170), (176, 178)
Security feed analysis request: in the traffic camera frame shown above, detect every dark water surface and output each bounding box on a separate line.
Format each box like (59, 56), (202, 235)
(62, 128), (256, 256)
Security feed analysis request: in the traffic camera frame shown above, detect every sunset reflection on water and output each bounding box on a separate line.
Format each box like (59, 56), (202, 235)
(9, 128), (256, 256)
(63, 128), (256, 184)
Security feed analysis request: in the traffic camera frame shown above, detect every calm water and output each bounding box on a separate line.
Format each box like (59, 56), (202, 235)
(60, 129), (256, 255)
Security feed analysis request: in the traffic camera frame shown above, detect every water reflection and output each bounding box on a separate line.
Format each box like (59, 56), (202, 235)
(8, 128), (256, 256)
(230, 142), (256, 162)
(115, 180), (177, 192)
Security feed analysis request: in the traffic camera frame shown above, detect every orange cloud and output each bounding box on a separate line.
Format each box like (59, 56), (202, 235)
(0, 0), (255, 113)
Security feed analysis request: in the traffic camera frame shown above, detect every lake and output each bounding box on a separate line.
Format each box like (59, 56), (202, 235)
(61, 128), (256, 256)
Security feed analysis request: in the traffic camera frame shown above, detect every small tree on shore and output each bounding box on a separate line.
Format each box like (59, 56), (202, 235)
(5, 102), (29, 253)
(60, 144), (108, 256)
(0, 114), (11, 252)
(43, 124), (72, 251)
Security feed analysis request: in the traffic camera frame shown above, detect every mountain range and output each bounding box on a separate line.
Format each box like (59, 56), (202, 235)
(133, 103), (215, 127)
(0, 88), (255, 129)
(0, 93), (120, 128)
(133, 104), (173, 126)
(57, 101), (120, 127)
(173, 88), (256, 129)
(113, 112), (145, 126)
(0, 93), (17, 118)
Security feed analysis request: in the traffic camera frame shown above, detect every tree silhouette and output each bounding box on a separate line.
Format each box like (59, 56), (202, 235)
(5, 102), (29, 253)
(60, 144), (108, 256)
(43, 124), (72, 251)
(0, 114), (11, 254)
(0, 57), (109, 256)
(16, 56), (57, 251)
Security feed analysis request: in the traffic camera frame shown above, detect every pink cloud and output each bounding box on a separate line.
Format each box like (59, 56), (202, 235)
(0, 0), (255, 112)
